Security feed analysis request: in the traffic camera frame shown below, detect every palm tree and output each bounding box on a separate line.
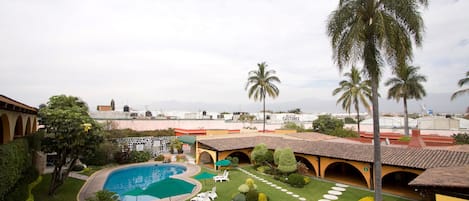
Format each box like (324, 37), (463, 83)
(245, 62), (281, 132)
(327, 0), (427, 200)
(333, 66), (372, 134)
(385, 65), (427, 136)
(451, 70), (469, 100)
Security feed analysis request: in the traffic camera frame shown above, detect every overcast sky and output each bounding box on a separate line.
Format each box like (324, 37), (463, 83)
(1, 0), (468, 114)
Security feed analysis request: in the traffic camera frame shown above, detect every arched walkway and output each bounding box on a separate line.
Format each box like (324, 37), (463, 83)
(32, 117), (37, 132)
(198, 151), (215, 169)
(14, 116), (23, 137)
(25, 118), (32, 135)
(382, 171), (420, 199)
(227, 151), (251, 165)
(1, 114), (11, 144)
(324, 162), (368, 188)
(295, 156), (317, 176)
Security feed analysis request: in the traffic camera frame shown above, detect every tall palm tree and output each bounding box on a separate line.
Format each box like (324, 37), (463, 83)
(245, 62), (281, 132)
(327, 0), (427, 200)
(385, 65), (427, 136)
(333, 66), (372, 134)
(451, 70), (469, 100)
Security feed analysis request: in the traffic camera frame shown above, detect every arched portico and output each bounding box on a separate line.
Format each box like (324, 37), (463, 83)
(1, 114), (10, 144)
(382, 171), (420, 199)
(294, 154), (319, 177)
(218, 148), (252, 165)
(321, 157), (371, 188)
(14, 116), (24, 137)
(25, 117), (32, 135)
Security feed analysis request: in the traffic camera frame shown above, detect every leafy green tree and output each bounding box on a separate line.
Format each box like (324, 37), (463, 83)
(385, 64), (426, 136)
(40, 95), (103, 195)
(251, 144), (269, 166)
(327, 0), (427, 199)
(245, 62), (281, 132)
(277, 148), (297, 174)
(281, 122), (306, 132)
(312, 115), (344, 134)
(332, 66), (371, 134)
(451, 70), (469, 100)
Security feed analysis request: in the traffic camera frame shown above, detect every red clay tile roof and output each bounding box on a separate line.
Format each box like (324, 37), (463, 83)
(198, 135), (469, 169)
(409, 165), (469, 188)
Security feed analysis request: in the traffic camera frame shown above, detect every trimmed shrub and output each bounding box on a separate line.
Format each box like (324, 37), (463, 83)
(85, 190), (119, 201)
(399, 136), (411, 142)
(287, 173), (306, 187)
(81, 142), (119, 166)
(0, 138), (32, 200)
(245, 190), (259, 201)
(258, 192), (268, 201)
(114, 151), (130, 164)
(251, 144), (269, 166)
(358, 196), (374, 201)
(4, 167), (39, 201)
(277, 148), (297, 173)
(71, 164), (86, 171)
(238, 184), (250, 193)
(230, 157), (239, 167)
(154, 154), (165, 161)
(232, 193), (246, 201)
(257, 166), (271, 173)
(129, 151), (151, 163)
(304, 176), (311, 185)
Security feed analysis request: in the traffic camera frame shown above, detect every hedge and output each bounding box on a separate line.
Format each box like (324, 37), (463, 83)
(0, 138), (32, 200)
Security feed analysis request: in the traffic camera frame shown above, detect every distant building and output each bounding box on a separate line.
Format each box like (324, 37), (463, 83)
(97, 99), (116, 111)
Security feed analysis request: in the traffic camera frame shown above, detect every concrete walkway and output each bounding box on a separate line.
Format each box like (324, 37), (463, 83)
(44, 167), (89, 180)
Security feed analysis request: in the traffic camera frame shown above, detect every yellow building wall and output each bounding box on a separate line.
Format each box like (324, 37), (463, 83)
(274, 129), (297, 134)
(294, 153), (319, 177)
(436, 194), (469, 201)
(381, 165), (423, 178)
(206, 130), (229, 135)
(320, 157), (372, 189)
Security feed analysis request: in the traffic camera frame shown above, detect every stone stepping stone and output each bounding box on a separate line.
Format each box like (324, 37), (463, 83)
(266, 182), (272, 184)
(275, 186), (282, 189)
(323, 194), (338, 200)
(335, 183), (349, 188)
(328, 190), (342, 196)
(281, 189), (287, 192)
(292, 194), (299, 198)
(299, 198), (306, 201)
(286, 192), (293, 195)
(318, 199), (330, 201)
(331, 186), (346, 191)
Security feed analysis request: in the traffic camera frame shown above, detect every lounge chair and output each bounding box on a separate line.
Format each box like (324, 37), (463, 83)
(194, 186), (217, 200)
(190, 193), (211, 201)
(213, 170), (229, 182)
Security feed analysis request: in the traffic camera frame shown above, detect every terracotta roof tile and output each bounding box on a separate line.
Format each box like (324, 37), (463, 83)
(198, 135), (469, 169)
(409, 165), (469, 188)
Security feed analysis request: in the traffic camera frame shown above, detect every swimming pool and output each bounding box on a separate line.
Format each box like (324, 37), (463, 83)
(103, 164), (190, 200)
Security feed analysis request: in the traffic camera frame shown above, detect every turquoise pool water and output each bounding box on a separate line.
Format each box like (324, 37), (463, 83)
(103, 164), (187, 199)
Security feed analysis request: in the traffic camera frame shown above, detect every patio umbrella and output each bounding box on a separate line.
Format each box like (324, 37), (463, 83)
(142, 178), (195, 199)
(215, 159), (231, 166)
(194, 172), (216, 185)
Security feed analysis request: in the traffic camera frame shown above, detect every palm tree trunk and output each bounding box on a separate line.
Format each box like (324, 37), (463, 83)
(263, 92), (266, 133)
(356, 103), (361, 134)
(371, 78), (382, 201)
(403, 97), (409, 136)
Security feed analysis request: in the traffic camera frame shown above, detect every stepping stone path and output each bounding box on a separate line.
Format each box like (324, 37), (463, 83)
(318, 183), (349, 201)
(237, 168), (307, 201)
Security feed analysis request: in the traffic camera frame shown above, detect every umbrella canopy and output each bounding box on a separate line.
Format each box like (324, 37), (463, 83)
(123, 187), (144, 196)
(142, 178), (195, 199)
(194, 172), (216, 180)
(215, 159), (231, 166)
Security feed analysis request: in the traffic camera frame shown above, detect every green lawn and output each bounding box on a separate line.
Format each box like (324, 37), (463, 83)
(32, 174), (84, 201)
(195, 166), (414, 201)
(78, 163), (118, 176)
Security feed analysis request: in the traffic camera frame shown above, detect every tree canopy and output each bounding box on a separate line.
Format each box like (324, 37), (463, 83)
(39, 95), (103, 195)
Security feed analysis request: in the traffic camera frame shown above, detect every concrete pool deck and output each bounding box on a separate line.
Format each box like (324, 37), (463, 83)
(78, 161), (202, 201)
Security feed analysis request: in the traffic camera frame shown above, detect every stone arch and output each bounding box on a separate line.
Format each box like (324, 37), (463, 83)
(382, 171), (420, 199)
(295, 155), (318, 177)
(32, 117), (37, 132)
(198, 151), (215, 167)
(324, 161), (369, 188)
(14, 116), (24, 137)
(226, 151), (251, 165)
(25, 117), (32, 135)
(1, 114), (11, 144)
